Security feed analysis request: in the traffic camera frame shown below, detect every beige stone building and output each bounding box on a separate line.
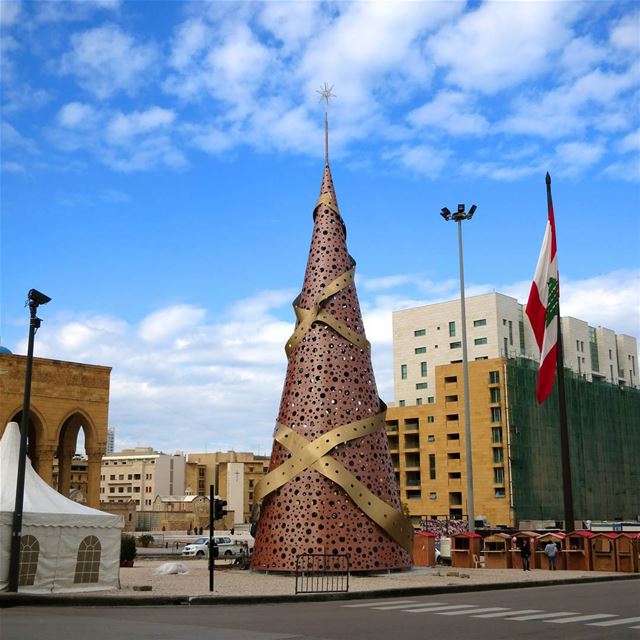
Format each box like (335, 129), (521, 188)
(0, 352), (111, 508)
(151, 495), (211, 532)
(100, 447), (186, 510)
(386, 357), (513, 528)
(186, 452), (270, 525)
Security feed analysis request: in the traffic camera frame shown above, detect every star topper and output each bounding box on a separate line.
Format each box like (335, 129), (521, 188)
(317, 82), (336, 109)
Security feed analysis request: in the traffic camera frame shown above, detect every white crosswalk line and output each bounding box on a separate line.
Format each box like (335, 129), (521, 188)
(343, 600), (417, 608)
(405, 604), (480, 613)
(473, 609), (542, 618)
(437, 607), (509, 616)
(507, 612), (579, 621)
(372, 602), (442, 610)
(587, 617), (640, 627)
(547, 614), (618, 624)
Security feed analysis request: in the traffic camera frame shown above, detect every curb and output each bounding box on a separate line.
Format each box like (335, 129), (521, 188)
(1, 573), (638, 608)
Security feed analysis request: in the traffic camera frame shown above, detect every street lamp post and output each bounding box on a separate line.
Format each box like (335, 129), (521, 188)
(8, 288), (51, 592)
(441, 204), (477, 533)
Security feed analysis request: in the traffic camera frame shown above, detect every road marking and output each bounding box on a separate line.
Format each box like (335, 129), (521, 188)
(507, 612), (579, 621)
(437, 607), (509, 616)
(473, 609), (542, 618)
(343, 600), (418, 608)
(371, 602), (441, 610)
(547, 614), (618, 624)
(405, 604), (480, 613)
(587, 617), (640, 627)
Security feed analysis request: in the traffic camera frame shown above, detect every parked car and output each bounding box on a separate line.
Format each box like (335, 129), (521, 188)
(181, 536), (243, 558)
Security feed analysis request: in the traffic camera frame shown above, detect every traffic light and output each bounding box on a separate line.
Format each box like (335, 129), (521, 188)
(214, 498), (228, 521)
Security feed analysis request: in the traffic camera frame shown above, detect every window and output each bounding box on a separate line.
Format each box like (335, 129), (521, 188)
(399, 400), (405, 407)
(429, 454), (436, 480)
(445, 395), (458, 402)
(427, 396), (435, 404)
(493, 467), (505, 484)
(416, 382), (428, 389)
(491, 407), (502, 423)
(489, 371), (500, 384)
(110, 475), (115, 481)
(427, 416), (435, 423)
(74, 536), (101, 584)
(414, 329), (426, 337)
(504, 337), (508, 354)
(118, 487), (124, 493)
(134, 474), (140, 480)
(429, 492), (437, 500)
(109, 487), (115, 494)
(490, 387), (501, 403)
(447, 433), (460, 441)
(416, 398), (423, 405)
(445, 375), (457, 383)
(609, 349), (613, 360)
(508, 320), (513, 345)
(449, 472), (462, 479)
(19, 535), (40, 587)
(450, 341), (462, 349)
(449, 321), (456, 337)
(420, 361), (428, 377)
(427, 434), (435, 442)
(519, 321), (525, 354)
(118, 474), (124, 480)
(473, 319), (486, 327)
(474, 337), (487, 345)
(491, 427), (503, 444)
(494, 488), (506, 498)
(400, 364), (407, 380)
(447, 452), (461, 460)
(414, 347), (426, 354)
(493, 448), (504, 464)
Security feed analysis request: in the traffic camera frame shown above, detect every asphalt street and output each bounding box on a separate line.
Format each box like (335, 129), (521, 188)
(1, 580), (639, 640)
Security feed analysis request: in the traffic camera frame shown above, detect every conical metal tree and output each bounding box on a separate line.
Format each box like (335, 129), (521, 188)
(251, 104), (412, 572)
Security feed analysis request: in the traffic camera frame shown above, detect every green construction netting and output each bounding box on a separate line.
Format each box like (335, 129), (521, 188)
(506, 357), (640, 522)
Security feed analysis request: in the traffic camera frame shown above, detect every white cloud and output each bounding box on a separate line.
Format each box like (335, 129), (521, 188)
(60, 23), (157, 98)
(106, 107), (175, 143)
(618, 129), (640, 154)
(408, 91), (489, 135)
(0, 1), (21, 26)
(610, 12), (640, 52)
(57, 101), (97, 128)
(384, 144), (451, 177)
(427, 1), (580, 94)
(553, 141), (606, 177)
(560, 36), (607, 78)
(139, 305), (207, 343)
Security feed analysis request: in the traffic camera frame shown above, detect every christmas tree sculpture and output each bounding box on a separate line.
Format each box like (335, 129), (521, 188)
(251, 86), (412, 571)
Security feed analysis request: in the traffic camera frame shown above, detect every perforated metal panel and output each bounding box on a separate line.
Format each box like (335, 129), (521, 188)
(251, 164), (411, 572)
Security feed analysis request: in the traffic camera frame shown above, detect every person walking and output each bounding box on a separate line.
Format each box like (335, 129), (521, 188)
(520, 539), (532, 571)
(544, 540), (558, 570)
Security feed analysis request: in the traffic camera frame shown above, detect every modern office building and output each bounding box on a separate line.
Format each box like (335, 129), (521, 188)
(106, 427), (115, 454)
(392, 292), (638, 407)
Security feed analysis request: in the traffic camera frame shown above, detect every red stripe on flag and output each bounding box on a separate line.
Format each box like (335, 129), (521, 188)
(526, 282), (546, 352)
(536, 343), (557, 404)
(548, 194), (557, 262)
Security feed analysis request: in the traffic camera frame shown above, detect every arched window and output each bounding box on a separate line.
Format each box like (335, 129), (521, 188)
(19, 535), (40, 586)
(74, 535), (101, 584)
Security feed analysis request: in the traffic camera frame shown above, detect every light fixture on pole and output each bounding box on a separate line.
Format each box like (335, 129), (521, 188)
(8, 288), (51, 592)
(441, 205), (477, 533)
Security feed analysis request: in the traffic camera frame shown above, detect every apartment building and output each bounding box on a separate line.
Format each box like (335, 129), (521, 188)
(185, 451), (270, 525)
(392, 292), (638, 406)
(387, 358), (513, 527)
(100, 447), (186, 509)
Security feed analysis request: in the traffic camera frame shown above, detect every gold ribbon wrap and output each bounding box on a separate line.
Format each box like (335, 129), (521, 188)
(257, 256), (414, 554)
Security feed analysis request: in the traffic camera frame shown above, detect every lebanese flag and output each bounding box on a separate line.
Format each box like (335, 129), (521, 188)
(526, 173), (560, 404)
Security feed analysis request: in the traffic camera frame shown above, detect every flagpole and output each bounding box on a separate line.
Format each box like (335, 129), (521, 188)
(547, 173), (575, 532)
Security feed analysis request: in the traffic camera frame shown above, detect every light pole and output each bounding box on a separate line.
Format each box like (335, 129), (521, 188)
(8, 288), (51, 592)
(441, 204), (477, 533)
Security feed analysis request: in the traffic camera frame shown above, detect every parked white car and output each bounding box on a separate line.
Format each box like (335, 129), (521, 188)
(181, 536), (243, 558)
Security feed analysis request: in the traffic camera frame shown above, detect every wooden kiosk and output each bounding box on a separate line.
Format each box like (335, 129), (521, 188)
(535, 532), (566, 570)
(451, 532), (482, 568)
(413, 531), (437, 567)
(509, 531), (539, 570)
(615, 533), (639, 573)
(564, 530), (595, 571)
(591, 533), (619, 571)
(482, 533), (512, 568)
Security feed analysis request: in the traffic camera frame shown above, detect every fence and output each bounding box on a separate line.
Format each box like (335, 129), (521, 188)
(295, 553), (349, 594)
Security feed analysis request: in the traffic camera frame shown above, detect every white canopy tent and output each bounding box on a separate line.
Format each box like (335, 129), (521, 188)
(0, 422), (123, 592)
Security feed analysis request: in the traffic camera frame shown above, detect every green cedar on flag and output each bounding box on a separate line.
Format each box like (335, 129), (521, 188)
(526, 173), (560, 404)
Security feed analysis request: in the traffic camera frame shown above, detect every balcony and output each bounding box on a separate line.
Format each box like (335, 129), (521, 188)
(403, 418), (419, 432)
(403, 434), (420, 450)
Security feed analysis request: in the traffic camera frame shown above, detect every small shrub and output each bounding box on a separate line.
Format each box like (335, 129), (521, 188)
(138, 534), (155, 548)
(120, 535), (137, 562)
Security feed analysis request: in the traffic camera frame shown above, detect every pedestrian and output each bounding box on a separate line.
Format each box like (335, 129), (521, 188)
(520, 539), (531, 571)
(544, 539), (558, 570)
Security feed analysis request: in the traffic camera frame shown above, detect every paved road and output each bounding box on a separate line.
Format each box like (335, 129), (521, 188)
(2, 580), (638, 640)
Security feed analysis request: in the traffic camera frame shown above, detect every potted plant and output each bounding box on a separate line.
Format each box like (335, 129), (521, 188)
(120, 534), (137, 567)
(139, 534), (154, 548)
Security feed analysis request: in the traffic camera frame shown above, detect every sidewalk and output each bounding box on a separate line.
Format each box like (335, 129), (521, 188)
(2, 558), (638, 607)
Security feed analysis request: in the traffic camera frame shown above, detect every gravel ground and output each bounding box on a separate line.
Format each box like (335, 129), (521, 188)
(116, 559), (627, 598)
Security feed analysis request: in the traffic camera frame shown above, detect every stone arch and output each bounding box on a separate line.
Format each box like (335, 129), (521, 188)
(4, 405), (49, 476)
(55, 410), (100, 506)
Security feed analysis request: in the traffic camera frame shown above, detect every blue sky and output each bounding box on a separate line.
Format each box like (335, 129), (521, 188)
(1, 1), (639, 454)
